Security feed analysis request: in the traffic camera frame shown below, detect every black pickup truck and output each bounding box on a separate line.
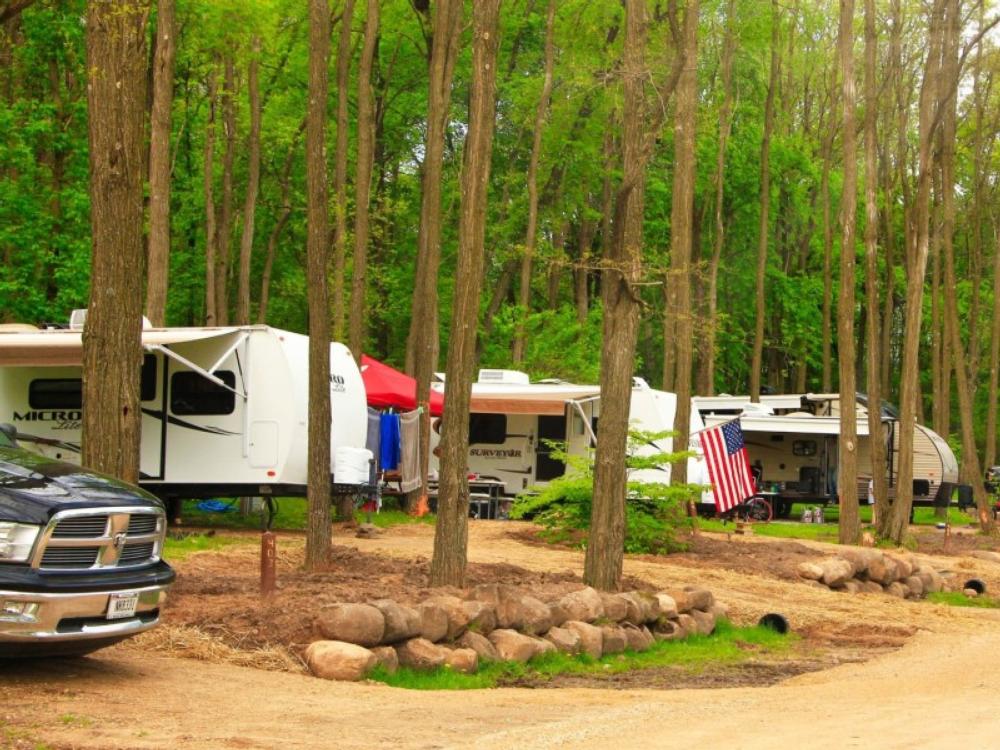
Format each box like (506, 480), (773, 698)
(0, 424), (174, 657)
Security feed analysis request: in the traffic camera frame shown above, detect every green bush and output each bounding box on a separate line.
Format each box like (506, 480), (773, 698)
(510, 429), (703, 554)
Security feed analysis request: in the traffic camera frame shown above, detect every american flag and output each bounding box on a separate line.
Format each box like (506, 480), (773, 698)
(701, 420), (756, 514)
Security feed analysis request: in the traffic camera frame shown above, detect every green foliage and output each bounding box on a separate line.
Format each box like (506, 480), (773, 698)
(510, 430), (703, 554)
(926, 591), (1000, 609)
(369, 619), (793, 690)
(178, 498), (433, 531)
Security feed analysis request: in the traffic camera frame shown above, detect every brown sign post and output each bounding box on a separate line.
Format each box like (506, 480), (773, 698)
(260, 531), (276, 596)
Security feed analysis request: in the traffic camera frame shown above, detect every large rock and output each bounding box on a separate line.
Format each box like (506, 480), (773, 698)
(709, 603), (729, 622)
(666, 589), (693, 614)
(488, 629), (538, 663)
(689, 609), (716, 636)
(599, 593), (629, 622)
(654, 593), (679, 620)
(903, 576), (925, 598)
(968, 550), (1000, 564)
(370, 599), (421, 644)
(600, 625), (627, 655)
(371, 645), (399, 674)
(315, 603), (385, 647)
(530, 636), (557, 657)
(305, 640), (378, 681)
(544, 626), (582, 655)
(842, 580), (862, 594)
(471, 585), (549, 634)
(885, 581), (908, 598)
(683, 587), (715, 612)
(444, 647), (478, 674)
(861, 580), (884, 594)
(519, 596), (554, 636)
(559, 587), (605, 623)
(623, 624), (655, 652)
(916, 565), (943, 594)
(797, 562), (825, 581)
(547, 601), (569, 628)
(888, 555), (914, 580)
(676, 614), (697, 638)
(868, 556), (899, 586)
(461, 600), (498, 636)
(620, 591), (660, 625)
(456, 630), (499, 662)
(425, 595), (473, 640)
(653, 619), (683, 641)
(416, 602), (450, 643)
(820, 558), (855, 588)
(396, 638), (448, 671)
(563, 620), (603, 658)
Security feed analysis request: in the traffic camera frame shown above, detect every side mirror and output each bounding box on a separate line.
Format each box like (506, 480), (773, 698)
(0, 423), (17, 444)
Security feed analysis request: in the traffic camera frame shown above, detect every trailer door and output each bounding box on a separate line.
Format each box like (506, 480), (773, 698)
(139, 354), (166, 480)
(536, 414), (567, 481)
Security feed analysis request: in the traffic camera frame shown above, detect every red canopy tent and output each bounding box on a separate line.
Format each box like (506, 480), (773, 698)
(360, 354), (444, 416)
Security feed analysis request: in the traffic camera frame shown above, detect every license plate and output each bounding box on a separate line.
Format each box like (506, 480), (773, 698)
(107, 592), (139, 620)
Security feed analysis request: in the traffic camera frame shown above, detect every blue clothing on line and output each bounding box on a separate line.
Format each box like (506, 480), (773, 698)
(379, 412), (402, 471)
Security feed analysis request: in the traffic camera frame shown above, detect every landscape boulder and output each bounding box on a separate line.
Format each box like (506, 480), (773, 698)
(396, 637), (448, 671)
(416, 602), (450, 643)
(315, 603), (385, 647)
(689, 609), (716, 636)
(868, 556), (899, 586)
(444, 647), (479, 674)
(820, 558), (854, 588)
(600, 625), (628, 655)
(903, 576), (924, 598)
(667, 589), (692, 614)
(547, 601), (570, 628)
(425, 595), (473, 640)
(305, 641), (378, 681)
(885, 581), (908, 598)
(559, 587), (605, 623)
(544, 626), (582, 655)
(563, 620), (604, 658)
(968, 550), (1000, 564)
(623, 625), (655, 652)
(652, 619), (683, 641)
(461, 600), (498, 636)
(370, 600), (421, 644)
(530, 636), (557, 657)
(683, 587), (715, 612)
(676, 614), (697, 638)
(488, 629), (539, 663)
(796, 562), (825, 581)
(654, 593), (679, 620)
(456, 630), (499, 662)
(599, 593), (629, 622)
(371, 645), (399, 674)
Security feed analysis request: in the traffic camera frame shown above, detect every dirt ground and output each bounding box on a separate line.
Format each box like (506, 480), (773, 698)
(5, 520), (1000, 749)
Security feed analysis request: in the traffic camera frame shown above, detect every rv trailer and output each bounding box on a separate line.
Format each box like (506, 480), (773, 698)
(0, 323), (368, 503)
(693, 393), (959, 515)
(429, 369), (709, 500)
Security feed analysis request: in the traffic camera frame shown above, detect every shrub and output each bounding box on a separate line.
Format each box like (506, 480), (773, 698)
(510, 429), (704, 553)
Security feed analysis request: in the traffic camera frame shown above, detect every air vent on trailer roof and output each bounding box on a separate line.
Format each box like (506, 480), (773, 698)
(477, 369), (530, 385)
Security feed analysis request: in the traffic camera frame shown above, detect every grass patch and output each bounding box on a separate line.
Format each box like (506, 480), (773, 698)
(178, 498), (434, 533)
(926, 591), (1000, 609)
(162, 532), (248, 562)
(370, 620), (793, 690)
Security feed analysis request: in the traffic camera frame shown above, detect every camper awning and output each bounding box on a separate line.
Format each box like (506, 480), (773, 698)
(469, 387), (602, 416)
(0, 327), (242, 367)
(360, 355), (444, 416)
(704, 414), (873, 436)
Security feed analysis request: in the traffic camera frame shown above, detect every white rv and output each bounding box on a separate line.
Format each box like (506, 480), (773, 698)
(694, 393), (959, 514)
(429, 369), (709, 497)
(0, 323), (368, 501)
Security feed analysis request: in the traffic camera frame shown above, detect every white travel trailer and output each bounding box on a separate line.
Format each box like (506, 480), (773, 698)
(0, 322), (368, 501)
(694, 393), (960, 514)
(429, 369), (709, 497)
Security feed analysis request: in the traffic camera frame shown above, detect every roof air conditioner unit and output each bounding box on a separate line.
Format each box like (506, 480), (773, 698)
(477, 369), (530, 385)
(69, 309), (152, 331)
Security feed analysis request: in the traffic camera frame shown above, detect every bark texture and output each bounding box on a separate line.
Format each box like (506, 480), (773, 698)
(203, 68), (218, 325)
(81, 0), (150, 483)
(145, 0), (176, 326)
(331, 0), (356, 341)
(216, 55), (236, 325)
(584, 0), (647, 592)
(235, 36), (262, 326)
(430, 0), (501, 588)
(305, 0), (332, 570)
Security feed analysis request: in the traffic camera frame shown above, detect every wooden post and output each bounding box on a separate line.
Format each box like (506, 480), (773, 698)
(260, 531), (276, 597)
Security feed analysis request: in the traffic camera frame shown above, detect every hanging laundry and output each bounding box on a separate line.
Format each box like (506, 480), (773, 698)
(399, 409), (422, 494)
(366, 407), (382, 468)
(379, 411), (402, 472)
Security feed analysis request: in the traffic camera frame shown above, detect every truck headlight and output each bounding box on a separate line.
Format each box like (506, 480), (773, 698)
(0, 522), (40, 563)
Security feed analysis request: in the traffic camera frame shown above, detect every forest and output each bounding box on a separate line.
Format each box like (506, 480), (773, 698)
(2, 0), (1000, 574)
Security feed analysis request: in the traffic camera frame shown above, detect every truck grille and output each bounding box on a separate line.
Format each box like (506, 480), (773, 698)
(33, 509), (165, 571)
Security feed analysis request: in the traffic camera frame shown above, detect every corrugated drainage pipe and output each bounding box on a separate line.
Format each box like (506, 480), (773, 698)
(758, 613), (789, 634)
(964, 578), (986, 595)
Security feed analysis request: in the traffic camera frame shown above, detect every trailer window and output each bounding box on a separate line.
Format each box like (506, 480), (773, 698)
(792, 439), (817, 456)
(469, 414), (507, 445)
(140, 355), (157, 402)
(29, 379), (81, 409)
(170, 371), (236, 415)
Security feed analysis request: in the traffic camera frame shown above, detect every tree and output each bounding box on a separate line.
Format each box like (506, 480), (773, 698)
(203, 68), (218, 326)
(668, 0), (698, 485)
(430, 0), (502, 588)
(584, 0), (648, 592)
(145, 0), (176, 327)
(216, 54), (236, 326)
(304, 0), (332, 570)
(331, 0), (356, 341)
(836, 0), (859, 546)
(348, 0), (380, 361)
(235, 36), (262, 326)
(81, 0), (150, 483)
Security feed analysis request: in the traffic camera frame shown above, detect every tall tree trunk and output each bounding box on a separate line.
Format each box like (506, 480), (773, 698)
(574, 215), (595, 324)
(405, 0), (462, 506)
(880, 0), (947, 543)
(986, 223), (1000, 469)
(332, 0), (356, 341)
(669, 0), (698, 485)
(585, 0), (647, 592)
(81, 0), (149, 483)
(864, 0), (889, 526)
(750, 2), (780, 402)
(258, 122), (305, 324)
(820, 136), (834, 393)
(145, 0), (176, 326)
(235, 36), (261, 326)
(703, 0), (736, 398)
(348, 0), (380, 361)
(203, 69), (218, 326)
(512, 0), (556, 365)
(430, 0), (501, 588)
(837, 0), (859, 545)
(216, 55), (236, 326)
(304, 0), (333, 570)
